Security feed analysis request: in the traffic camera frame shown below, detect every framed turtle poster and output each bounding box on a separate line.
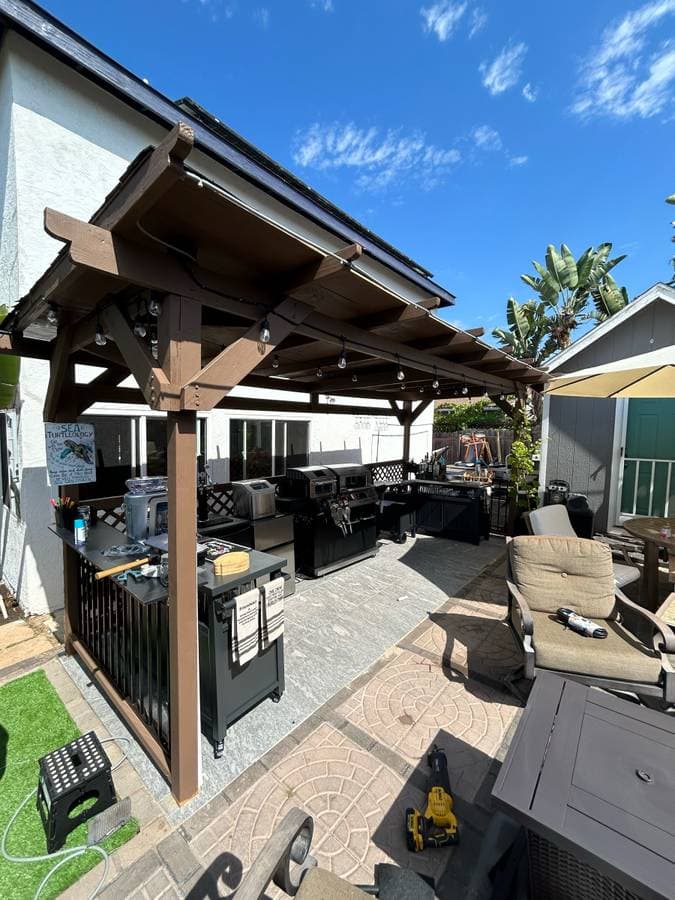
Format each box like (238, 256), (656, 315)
(45, 422), (96, 486)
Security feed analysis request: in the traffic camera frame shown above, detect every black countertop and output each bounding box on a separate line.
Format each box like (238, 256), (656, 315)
(51, 522), (286, 605)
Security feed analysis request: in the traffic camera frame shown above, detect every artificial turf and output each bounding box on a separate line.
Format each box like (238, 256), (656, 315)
(0, 669), (138, 899)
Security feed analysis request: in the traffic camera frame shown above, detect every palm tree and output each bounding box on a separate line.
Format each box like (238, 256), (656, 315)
(519, 243), (628, 350)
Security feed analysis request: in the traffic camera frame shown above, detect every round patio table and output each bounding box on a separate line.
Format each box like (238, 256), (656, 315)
(623, 516), (675, 612)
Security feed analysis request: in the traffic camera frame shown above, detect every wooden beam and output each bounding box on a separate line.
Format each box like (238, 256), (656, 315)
(401, 400), (413, 461)
(44, 208), (271, 314)
(162, 295), (201, 805)
(12, 122), (195, 335)
(181, 298), (315, 410)
(349, 302), (430, 332)
(215, 396), (401, 416)
(43, 327), (75, 422)
(282, 243), (362, 293)
(41, 210), (535, 392)
(100, 305), (180, 410)
(410, 399), (431, 423)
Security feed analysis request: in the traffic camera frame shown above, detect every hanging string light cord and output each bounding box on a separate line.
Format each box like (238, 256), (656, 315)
(135, 218), (512, 390)
(0, 737), (131, 900)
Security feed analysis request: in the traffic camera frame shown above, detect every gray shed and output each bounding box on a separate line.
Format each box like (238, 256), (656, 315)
(540, 282), (675, 533)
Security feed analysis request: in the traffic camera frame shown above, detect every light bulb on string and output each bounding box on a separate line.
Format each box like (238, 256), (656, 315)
(95, 323), (107, 347)
(396, 355), (405, 381)
(272, 354), (280, 369)
(461, 383), (469, 396)
(351, 373), (358, 383)
(148, 296), (161, 317)
(337, 338), (347, 370)
(499, 393), (505, 401)
(316, 367), (323, 378)
(432, 367), (439, 390)
(133, 318), (147, 338)
(46, 304), (59, 326)
(259, 318), (271, 344)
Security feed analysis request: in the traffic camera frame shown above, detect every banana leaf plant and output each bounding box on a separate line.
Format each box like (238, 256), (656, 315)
(519, 243), (628, 350)
(0, 305), (19, 409)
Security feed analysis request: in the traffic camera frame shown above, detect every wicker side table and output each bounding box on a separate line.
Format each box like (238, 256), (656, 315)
(492, 673), (675, 900)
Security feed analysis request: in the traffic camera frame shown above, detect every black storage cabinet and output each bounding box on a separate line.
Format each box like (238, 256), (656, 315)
(197, 549), (286, 757)
(415, 483), (484, 544)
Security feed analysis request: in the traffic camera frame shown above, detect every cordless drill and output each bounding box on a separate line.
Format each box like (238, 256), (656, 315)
(405, 745), (459, 851)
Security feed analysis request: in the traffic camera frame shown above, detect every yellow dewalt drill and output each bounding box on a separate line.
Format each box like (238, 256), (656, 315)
(405, 745), (459, 851)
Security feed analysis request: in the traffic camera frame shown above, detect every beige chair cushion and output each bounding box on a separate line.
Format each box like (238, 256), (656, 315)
(528, 504), (577, 537)
(297, 868), (369, 899)
(509, 535), (616, 618)
(531, 610), (662, 683)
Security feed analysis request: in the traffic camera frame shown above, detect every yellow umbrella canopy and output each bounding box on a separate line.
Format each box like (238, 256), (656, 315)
(546, 347), (675, 398)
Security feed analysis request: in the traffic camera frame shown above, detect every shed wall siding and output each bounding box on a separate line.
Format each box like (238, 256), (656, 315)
(544, 299), (675, 532)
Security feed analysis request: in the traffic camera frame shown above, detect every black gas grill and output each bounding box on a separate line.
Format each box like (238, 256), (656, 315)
(277, 464), (378, 576)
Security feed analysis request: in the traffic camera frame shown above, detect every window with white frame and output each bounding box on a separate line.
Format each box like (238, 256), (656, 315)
(230, 419), (309, 480)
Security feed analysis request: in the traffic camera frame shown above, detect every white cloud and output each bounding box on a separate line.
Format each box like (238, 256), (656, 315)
(253, 6), (270, 27)
(308, 0), (334, 10)
(480, 41), (527, 95)
(420, 1), (468, 41)
(522, 82), (538, 102)
(572, 0), (675, 119)
(472, 124), (502, 150)
(509, 155), (529, 167)
(469, 7), (488, 37)
(292, 123), (461, 191)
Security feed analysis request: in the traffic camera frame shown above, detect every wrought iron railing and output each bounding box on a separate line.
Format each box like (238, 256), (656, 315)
(76, 555), (170, 752)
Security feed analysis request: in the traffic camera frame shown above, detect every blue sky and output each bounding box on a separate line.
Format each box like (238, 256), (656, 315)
(42, 0), (675, 336)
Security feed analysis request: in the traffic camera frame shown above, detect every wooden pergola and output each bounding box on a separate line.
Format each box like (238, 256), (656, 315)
(1, 123), (546, 802)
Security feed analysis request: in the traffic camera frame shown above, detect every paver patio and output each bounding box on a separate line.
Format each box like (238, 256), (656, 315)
(1, 535), (526, 899)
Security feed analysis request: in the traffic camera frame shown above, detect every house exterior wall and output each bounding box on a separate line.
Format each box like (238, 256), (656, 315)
(0, 33), (432, 614)
(543, 299), (675, 532)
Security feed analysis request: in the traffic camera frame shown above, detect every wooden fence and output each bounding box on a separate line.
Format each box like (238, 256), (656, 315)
(432, 428), (514, 465)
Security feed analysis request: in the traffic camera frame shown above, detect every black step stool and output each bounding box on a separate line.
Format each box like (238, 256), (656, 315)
(37, 731), (117, 853)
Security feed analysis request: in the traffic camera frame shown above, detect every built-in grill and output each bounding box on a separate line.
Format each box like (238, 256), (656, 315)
(277, 464), (378, 577)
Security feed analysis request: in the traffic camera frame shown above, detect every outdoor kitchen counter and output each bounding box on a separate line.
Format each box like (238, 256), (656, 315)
(50, 522), (287, 606)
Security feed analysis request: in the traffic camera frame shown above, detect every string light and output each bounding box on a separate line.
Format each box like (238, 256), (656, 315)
(46, 304), (59, 326)
(259, 317), (271, 344)
(337, 338), (347, 370)
(400, 383), (406, 391)
(419, 386), (425, 393)
(499, 393), (505, 401)
(316, 367), (323, 378)
(150, 335), (159, 359)
(432, 367), (439, 390)
(148, 296), (161, 317)
(95, 322), (107, 347)
(133, 318), (147, 338)
(436, 389), (441, 396)
(351, 373), (358, 383)
(461, 383), (469, 396)
(272, 354), (280, 369)
(396, 355), (405, 381)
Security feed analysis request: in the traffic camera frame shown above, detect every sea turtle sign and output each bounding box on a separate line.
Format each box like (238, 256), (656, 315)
(45, 422), (96, 486)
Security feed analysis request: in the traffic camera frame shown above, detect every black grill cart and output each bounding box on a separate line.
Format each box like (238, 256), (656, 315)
(196, 548), (286, 757)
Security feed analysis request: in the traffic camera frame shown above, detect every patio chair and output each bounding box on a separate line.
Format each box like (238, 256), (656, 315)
(526, 504), (640, 588)
(506, 535), (675, 703)
(233, 807), (434, 899)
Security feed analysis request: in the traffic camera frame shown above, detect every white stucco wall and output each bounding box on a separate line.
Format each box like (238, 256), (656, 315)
(0, 32), (432, 614)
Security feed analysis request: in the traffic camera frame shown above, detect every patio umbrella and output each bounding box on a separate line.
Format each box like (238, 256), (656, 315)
(545, 346), (675, 398)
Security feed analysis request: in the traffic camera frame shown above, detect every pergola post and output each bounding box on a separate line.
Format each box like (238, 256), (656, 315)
(401, 400), (413, 463)
(160, 295), (202, 804)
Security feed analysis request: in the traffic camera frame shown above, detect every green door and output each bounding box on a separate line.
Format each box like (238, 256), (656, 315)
(620, 399), (675, 517)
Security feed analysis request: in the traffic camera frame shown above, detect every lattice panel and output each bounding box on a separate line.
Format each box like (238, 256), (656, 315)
(206, 484), (237, 518)
(366, 460), (405, 484)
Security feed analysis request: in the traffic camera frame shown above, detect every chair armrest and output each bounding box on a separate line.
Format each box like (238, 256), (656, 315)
(234, 808), (316, 899)
(615, 589), (675, 655)
(506, 578), (534, 636)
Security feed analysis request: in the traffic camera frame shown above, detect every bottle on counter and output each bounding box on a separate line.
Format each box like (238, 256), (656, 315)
(73, 518), (87, 545)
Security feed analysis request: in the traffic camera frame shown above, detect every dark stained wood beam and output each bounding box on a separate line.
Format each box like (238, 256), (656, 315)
(282, 243), (362, 293)
(181, 298), (315, 410)
(12, 122), (195, 334)
(100, 304), (180, 410)
(43, 327), (75, 421)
